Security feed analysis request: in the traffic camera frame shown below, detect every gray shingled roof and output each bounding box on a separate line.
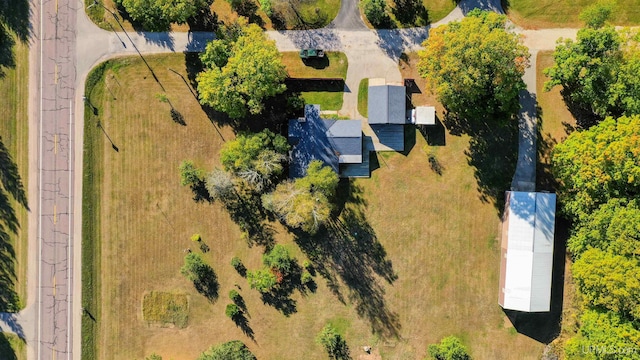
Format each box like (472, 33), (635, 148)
(288, 105), (363, 178)
(368, 85), (407, 124)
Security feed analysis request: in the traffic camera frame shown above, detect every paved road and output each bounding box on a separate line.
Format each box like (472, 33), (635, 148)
(24, 0), (78, 359)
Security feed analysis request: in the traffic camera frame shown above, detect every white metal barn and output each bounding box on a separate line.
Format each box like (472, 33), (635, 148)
(499, 191), (556, 312)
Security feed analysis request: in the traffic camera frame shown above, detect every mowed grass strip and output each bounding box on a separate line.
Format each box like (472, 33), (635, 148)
(283, 51), (348, 111)
(85, 52), (551, 360)
(0, 333), (26, 360)
(0, 33), (29, 312)
(142, 291), (189, 328)
(503, 0), (640, 28)
(358, 78), (368, 117)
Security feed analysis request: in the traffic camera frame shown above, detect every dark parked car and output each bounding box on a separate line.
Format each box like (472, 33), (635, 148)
(299, 48), (325, 59)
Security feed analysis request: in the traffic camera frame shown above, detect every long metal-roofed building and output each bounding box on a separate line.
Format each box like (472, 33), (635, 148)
(499, 191), (557, 312)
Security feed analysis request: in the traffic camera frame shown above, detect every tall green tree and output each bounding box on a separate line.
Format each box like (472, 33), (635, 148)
(579, 0), (615, 29)
(262, 160), (338, 234)
(316, 324), (350, 360)
(197, 19), (287, 119)
(568, 198), (640, 259)
(551, 115), (640, 221)
(418, 10), (529, 120)
(564, 310), (640, 360)
(427, 336), (471, 360)
(219, 129), (289, 191)
(198, 340), (256, 360)
(116, 0), (211, 31)
(572, 248), (640, 320)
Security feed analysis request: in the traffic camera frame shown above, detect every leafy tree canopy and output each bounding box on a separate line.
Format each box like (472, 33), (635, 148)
(427, 336), (471, 360)
(572, 248), (640, 320)
(262, 244), (294, 273)
(418, 9), (529, 120)
(316, 324), (350, 360)
(197, 18), (287, 119)
(579, 0), (615, 29)
(564, 309), (640, 360)
(568, 198), (640, 259)
(544, 23), (640, 124)
(116, 0), (211, 31)
(552, 115), (640, 221)
(247, 268), (278, 292)
(262, 161), (338, 234)
(197, 340), (256, 360)
(219, 129), (289, 191)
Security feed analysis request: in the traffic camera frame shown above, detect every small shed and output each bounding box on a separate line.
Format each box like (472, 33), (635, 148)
(411, 106), (436, 125)
(499, 191), (556, 312)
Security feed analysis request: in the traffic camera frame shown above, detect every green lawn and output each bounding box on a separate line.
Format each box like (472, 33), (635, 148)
(358, 78), (368, 117)
(361, 0), (456, 28)
(0, 333), (26, 360)
(0, 32), (29, 314)
(282, 51), (348, 111)
(503, 0), (640, 28)
(81, 52), (551, 360)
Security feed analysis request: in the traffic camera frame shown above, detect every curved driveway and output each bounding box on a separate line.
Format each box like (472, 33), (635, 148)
(11, 1), (580, 359)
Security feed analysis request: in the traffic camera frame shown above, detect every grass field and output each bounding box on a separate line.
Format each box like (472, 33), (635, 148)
(0, 34), (29, 312)
(282, 51), (348, 111)
(81, 52), (556, 359)
(503, 0), (640, 29)
(0, 333), (26, 360)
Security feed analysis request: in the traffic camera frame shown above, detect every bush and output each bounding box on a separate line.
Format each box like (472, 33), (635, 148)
(262, 244), (294, 273)
(316, 324), (350, 360)
(301, 271), (313, 285)
(229, 289), (241, 302)
(191, 233), (202, 242)
(361, 0), (388, 27)
(225, 303), (241, 318)
(427, 336), (471, 360)
(231, 256), (247, 276)
(247, 268), (278, 292)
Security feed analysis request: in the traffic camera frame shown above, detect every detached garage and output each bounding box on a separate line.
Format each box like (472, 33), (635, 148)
(499, 191), (556, 312)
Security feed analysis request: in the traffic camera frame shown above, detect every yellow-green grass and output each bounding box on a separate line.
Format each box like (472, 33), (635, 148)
(283, 51), (348, 111)
(142, 291), (189, 328)
(358, 78), (368, 117)
(535, 51), (580, 354)
(503, 0), (640, 29)
(0, 34), (29, 312)
(0, 333), (26, 360)
(83, 52), (551, 360)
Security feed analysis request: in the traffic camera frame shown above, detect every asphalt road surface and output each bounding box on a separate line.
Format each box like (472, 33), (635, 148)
(34, 0), (77, 358)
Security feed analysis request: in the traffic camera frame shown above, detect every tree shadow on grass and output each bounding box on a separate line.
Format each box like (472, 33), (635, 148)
(0, 137), (28, 313)
(231, 311), (256, 342)
(443, 112), (518, 214)
(192, 266), (220, 302)
(294, 180), (401, 338)
(220, 191), (276, 249)
(0, 332), (22, 360)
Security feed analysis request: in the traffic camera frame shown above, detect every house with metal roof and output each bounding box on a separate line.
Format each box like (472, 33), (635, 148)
(367, 78), (407, 151)
(499, 191), (557, 312)
(288, 105), (368, 178)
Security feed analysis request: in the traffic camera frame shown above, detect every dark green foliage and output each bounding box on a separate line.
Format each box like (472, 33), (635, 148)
(427, 336), (471, 360)
(116, 0), (211, 31)
(315, 324), (350, 360)
(361, 0), (388, 27)
(418, 10), (529, 121)
(246, 268), (277, 293)
(552, 116), (640, 221)
(197, 19), (287, 119)
(262, 244), (293, 273)
(229, 289), (240, 302)
(225, 303), (241, 318)
(567, 198), (640, 259)
(197, 340), (256, 360)
(180, 253), (219, 300)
